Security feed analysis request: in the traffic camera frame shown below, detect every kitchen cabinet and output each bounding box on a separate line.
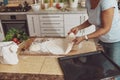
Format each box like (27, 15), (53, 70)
(39, 14), (64, 37)
(64, 13), (95, 36)
(27, 13), (95, 37)
(0, 20), (4, 41)
(27, 15), (41, 37)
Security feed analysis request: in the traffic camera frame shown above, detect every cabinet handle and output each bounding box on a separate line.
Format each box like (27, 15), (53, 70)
(43, 23), (60, 25)
(83, 16), (86, 21)
(44, 29), (61, 31)
(0, 27), (2, 33)
(42, 16), (60, 18)
(80, 16), (82, 24)
(32, 17), (35, 33)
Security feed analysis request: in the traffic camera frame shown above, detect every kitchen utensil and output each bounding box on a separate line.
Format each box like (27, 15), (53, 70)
(31, 3), (40, 12)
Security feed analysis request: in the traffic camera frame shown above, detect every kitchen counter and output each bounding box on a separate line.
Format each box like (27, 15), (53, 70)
(0, 7), (87, 15)
(0, 39), (97, 80)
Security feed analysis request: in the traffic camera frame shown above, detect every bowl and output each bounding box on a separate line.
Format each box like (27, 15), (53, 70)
(31, 4), (40, 12)
(80, 1), (86, 8)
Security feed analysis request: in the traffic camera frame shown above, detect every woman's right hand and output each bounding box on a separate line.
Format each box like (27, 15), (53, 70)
(68, 26), (79, 35)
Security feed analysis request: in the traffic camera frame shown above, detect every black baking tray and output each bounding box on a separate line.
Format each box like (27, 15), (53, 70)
(58, 51), (120, 80)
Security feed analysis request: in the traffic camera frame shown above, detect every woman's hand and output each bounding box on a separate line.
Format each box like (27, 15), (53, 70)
(73, 36), (84, 45)
(68, 26), (79, 35)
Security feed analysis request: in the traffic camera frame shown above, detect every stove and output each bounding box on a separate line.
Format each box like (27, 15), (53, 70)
(0, 6), (31, 12)
(0, 1), (31, 12)
(58, 51), (120, 80)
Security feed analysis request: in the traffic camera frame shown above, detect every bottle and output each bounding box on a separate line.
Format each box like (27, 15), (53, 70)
(3, 0), (8, 5)
(49, 0), (53, 7)
(118, 0), (120, 9)
(80, 0), (85, 8)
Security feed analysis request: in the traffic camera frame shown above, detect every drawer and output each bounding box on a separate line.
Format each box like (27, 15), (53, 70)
(41, 28), (64, 33)
(40, 21), (63, 28)
(41, 33), (64, 37)
(39, 14), (63, 21)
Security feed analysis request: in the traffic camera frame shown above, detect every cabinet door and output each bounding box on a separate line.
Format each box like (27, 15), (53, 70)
(0, 20), (5, 41)
(64, 14), (95, 36)
(82, 14), (95, 35)
(27, 15), (41, 37)
(39, 14), (63, 21)
(64, 14), (83, 36)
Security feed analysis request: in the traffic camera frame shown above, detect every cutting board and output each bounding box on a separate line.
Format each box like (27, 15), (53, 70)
(18, 37), (97, 56)
(6, 3), (19, 8)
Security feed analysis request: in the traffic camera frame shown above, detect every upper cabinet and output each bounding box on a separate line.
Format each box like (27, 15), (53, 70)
(27, 15), (41, 37)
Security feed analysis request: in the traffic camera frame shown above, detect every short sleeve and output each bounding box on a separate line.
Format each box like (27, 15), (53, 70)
(101, 0), (116, 11)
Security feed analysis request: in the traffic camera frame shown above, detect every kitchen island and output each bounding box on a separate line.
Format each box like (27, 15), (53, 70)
(0, 39), (97, 80)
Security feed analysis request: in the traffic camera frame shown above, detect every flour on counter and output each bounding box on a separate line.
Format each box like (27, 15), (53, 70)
(29, 33), (82, 55)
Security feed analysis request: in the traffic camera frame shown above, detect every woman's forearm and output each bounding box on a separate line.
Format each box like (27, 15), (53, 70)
(77, 20), (92, 30)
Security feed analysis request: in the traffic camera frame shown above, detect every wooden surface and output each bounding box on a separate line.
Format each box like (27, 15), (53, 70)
(6, 3), (20, 7)
(18, 38), (97, 56)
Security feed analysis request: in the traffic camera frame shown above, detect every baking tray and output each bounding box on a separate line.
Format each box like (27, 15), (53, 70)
(58, 50), (120, 80)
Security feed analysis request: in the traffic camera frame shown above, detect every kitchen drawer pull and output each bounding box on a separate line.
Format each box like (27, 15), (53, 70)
(83, 16), (86, 21)
(32, 17), (35, 33)
(42, 16), (60, 18)
(0, 27), (2, 33)
(43, 29), (61, 31)
(41, 34), (64, 37)
(80, 16), (82, 24)
(43, 23), (60, 25)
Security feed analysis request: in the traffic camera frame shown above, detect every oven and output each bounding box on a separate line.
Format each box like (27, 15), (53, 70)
(0, 14), (29, 40)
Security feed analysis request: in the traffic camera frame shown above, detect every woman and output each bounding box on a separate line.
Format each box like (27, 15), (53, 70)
(68, 0), (120, 79)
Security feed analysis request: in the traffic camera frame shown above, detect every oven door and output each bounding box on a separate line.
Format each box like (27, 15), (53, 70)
(58, 51), (120, 80)
(0, 20), (4, 41)
(1, 20), (29, 36)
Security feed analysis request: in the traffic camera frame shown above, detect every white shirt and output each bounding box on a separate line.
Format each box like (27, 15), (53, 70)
(86, 0), (120, 43)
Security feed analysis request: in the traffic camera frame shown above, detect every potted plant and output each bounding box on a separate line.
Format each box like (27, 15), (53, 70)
(44, 0), (49, 9)
(69, 0), (78, 8)
(59, 0), (64, 8)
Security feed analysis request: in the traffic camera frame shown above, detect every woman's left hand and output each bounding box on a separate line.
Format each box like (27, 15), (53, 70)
(73, 36), (84, 45)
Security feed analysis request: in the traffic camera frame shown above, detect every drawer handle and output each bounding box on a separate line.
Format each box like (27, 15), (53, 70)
(42, 16), (60, 18)
(80, 16), (82, 24)
(32, 17), (35, 33)
(0, 27), (2, 33)
(44, 29), (61, 31)
(43, 23), (60, 25)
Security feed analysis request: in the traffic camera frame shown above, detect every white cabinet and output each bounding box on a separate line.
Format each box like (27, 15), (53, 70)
(0, 20), (4, 41)
(64, 14), (83, 36)
(27, 13), (95, 37)
(39, 14), (64, 37)
(64, 13), (95, 36)
(27, 15), (41, 37)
